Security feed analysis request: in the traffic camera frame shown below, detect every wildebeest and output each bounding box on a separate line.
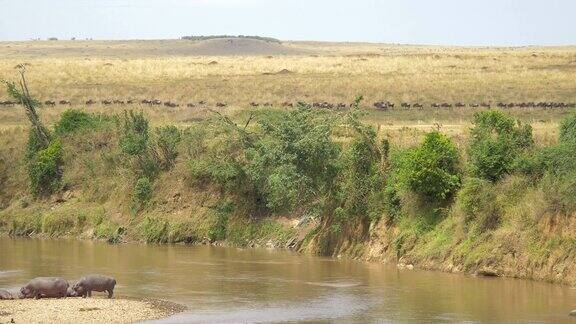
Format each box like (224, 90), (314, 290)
(216, 102), (227, 107)
(164, 101), (179, 108)
(59, 100), (71, 105)
(374, 101), (394, 109)
(85, 99), (96, 105)
(187, 103), (196, 108)
(44, 100), (56, 106)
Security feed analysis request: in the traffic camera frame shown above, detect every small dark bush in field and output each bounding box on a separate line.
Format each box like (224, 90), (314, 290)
(155, 125), (182, 170)
(28, 139), (64, 196)
(120, 110), (149, 156)
(396, 131), (461, 201)
(468, 109), (533, 182)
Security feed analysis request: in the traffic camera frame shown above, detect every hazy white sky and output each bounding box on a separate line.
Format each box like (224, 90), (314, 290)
(0, 0), (574, 45)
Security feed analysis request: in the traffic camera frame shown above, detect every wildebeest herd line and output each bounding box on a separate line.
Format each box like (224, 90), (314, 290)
(0, 274), (116, 300)
(0, 98), (574, 110)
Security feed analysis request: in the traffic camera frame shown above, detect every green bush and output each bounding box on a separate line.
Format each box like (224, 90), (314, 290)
(42, 212), (75, 237)
(119, 110), (149, 156)
(8, 212), (42, 236)
(396, 131), (461, 201)
(138, 217), (169, 243)
(559, 110), (576, 144)
(208, 201), (234, 242)
(455, 178), (500, 232)
(337, 135), (382, 222)
(540, 171), (576, 215)
(133, 177), (153, 209)
(155, 125), (181, 170)
(168, 219), (200, 243)
(25, 129), (47, 162)
(28, 139), (64, 196)
(94, 221), (124, 243)
(468, 110), (533, 181)
(189, 158), (243, 190)
(54, 109), (101, 135)
(245, 105), (340, 212)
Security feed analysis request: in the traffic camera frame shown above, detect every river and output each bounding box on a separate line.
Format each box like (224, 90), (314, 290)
(0, 238), (574, 323)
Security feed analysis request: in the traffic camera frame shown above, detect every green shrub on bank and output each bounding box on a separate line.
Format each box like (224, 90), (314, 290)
(8, 212), (42, 236)
(119, 110), (149, 156)
(168, 219), (201, 243)
(396, 131), (461, 201)
(42, 212), (75, 236)
(28, 139), (64, 196)
(154, 125), (181, 170)
(132, 177), (153, 210)
(514, 111), (576, 214)
(208, 200), (234, 242)
(94, 221), (124, 243)
(25, 129), (47, 161)
(468, 110), (533, 181)
(454, 177), (500, 232)
(559, 110), (576, 143)
(245, 104), (340, 212)
(138, 216), (169, 243)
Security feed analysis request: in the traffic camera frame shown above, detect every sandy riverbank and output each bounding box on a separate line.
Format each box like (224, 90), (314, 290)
(0, 297), (185, 323)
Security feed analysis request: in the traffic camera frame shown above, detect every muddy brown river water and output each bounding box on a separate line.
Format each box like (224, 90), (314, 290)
(0, 238), (575, 323)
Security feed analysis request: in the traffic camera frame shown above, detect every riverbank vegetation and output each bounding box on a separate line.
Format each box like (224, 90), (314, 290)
(1, 74), (575, 284)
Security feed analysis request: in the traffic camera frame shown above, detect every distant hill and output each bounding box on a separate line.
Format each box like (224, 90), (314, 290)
(183, 38), (302, 55)
(181, 35), (281, 43)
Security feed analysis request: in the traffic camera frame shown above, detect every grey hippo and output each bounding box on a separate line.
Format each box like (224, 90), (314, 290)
(0, 289), (15, 300)
(73, 274), (116, 298)
(20, 277), (69, 299)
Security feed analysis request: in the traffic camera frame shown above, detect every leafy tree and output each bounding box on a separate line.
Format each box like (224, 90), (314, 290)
(244, 104), (340, 211)
(468, 110), (533, 181)
(397, 131), (461, 201)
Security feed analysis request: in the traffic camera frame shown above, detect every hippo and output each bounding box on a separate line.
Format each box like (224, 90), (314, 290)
(20, 277), (69, 299)
(0, 289), (14, 300)
(67, 285), (79, 297)
(73, 274), (116, 298)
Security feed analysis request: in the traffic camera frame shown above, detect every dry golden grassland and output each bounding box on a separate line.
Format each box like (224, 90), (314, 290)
(0, 39), (574, 145)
